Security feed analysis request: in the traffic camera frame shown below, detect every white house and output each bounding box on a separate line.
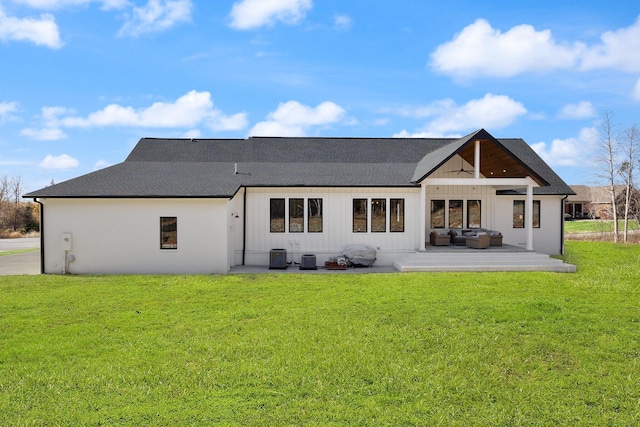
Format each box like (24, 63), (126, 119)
(25, 129), (575, 274)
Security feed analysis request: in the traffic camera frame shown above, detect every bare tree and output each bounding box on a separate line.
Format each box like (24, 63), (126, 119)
(10, 176), (25, 230)
(594, 112), (620, 242)
(0, 176), (8, 230)
(619, 125), (638, 242)
(0, 175), (39, 235)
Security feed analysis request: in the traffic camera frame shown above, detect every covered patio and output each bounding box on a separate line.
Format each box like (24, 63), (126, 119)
(417, 135), (545, 252)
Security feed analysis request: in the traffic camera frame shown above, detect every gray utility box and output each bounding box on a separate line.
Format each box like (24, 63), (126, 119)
(300, 254), (317, 270)
(269, 249), (287, 269)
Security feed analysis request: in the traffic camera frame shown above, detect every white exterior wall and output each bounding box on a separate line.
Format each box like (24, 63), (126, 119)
(239, 187), (421, 266)
(425, 184), (498, 233)
(494, 195), (565, 255)
(41, 198), (230, 274)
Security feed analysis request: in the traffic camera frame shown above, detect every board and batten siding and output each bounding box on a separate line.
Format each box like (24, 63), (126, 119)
(41, 198), (229, 274)
(424, 184), (497, 233)
(239, 187), (421, 266)
(494, 195), (565, 255)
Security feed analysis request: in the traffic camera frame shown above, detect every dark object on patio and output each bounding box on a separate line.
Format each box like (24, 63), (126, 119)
(430, 231), (451, 246)
(300, 254), (317, 270)
(448, 228), (503, 246)
(489, 233), (503, 246)
(449, 229), (469, 246)
(466, 234), (490, 249)
(269, 249), (288, 269)
(343, 244), (377, 267)
(325, 261), (347, 270)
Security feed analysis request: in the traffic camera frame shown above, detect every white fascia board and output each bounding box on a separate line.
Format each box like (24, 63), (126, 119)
(424, 177), (539, 188)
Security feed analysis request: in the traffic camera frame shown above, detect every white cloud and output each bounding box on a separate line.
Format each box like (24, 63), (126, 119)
(93, 159), (111, 170)
(333, 14), (351, 31)
(0, 7), (63, 48)
(430, 19), (580, 78)
(39, 154), (79, 169)
(10, 0), (128, 9)
(431, 16), (640, 79)
(392, 130), (457, 138)
(42, 105), (74, 122)
(557, 101), (596, 120)
(211, 113), (248, 131)
(181, 129), (202, 139)
(398, 94), (526, 135)
(250, 120), (304, 137)
(52, 90), (247, 131)
(249, 100), (345, 136)
(632, 78), (640, 101)
(270, 100), (344, 126)
(20, 106), (72, 140)
(229, 0), (312, 30)
(21, 127), (67, 140)
(0, 101), (19, 123)
(530, 127), (598, 167)
(580, 16), (640, 72)
(118, 0), (192, 37)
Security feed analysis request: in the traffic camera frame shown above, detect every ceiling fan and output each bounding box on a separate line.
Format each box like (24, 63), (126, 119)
(446, 156), (473, 175)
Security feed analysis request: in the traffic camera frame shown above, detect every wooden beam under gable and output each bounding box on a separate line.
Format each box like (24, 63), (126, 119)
(457, 134), (548, 187)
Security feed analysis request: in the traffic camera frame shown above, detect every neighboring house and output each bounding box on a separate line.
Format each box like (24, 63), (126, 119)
(25, 129), (574, 274)
(565, 185), (623, 220)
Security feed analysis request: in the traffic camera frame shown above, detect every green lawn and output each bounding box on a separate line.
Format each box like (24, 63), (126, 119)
(1, 241), (639, 425)
(565, 219), (639, 233)
(0, 248), (39, 257)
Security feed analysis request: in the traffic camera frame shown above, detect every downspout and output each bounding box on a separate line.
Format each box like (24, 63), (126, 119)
(34, 198), (45, 274)
(242, 186), (247, 265)
(561, 195), (568, 255)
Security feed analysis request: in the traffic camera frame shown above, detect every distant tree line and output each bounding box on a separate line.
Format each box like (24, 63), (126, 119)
(0, 176), (39, 237)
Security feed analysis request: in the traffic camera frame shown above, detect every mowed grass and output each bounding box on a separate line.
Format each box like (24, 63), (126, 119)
(1, 242), (639, 425)
(565, 219), (639, 233)
(0, 247), (39, 257)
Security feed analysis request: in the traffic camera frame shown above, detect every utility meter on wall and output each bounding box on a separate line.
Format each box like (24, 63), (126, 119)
(61, 233), (73, 251)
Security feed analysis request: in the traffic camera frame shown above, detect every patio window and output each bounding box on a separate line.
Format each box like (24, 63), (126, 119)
(289, 198), (304, 233)
(353, 199), (367, 232)
(513, 200), (540, 228)
(308, 198), (323, 233)
(160, 217), (177, 249)
(371, 199), (386, 232)
(430, 200), (445, 229)
(270, 198), (285, 232)
(467, 200), (481, 228)
(449, 200), (463, 229)
(390, 198), (404, 232)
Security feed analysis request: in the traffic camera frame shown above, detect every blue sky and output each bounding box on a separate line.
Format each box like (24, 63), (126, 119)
(1, 0), (639, 192)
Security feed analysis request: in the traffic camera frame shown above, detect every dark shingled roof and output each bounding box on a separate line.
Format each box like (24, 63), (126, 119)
(25, 130), (574, 198)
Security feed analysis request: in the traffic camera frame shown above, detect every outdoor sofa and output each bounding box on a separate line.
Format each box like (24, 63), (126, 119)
(465, 233), (490, 249)
(429, 231), (451, 246)
(447, 228), (503, 246)
(428, 229), (503, 247)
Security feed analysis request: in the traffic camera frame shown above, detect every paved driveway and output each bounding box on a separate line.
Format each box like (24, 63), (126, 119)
(0, 238), (41, 275)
